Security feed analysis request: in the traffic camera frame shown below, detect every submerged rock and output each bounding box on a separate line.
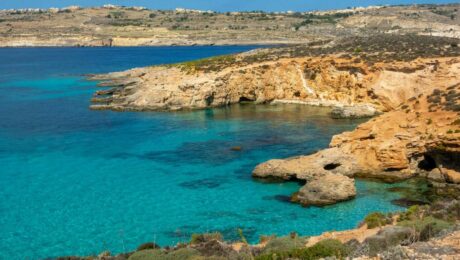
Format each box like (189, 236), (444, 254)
(230, 146), (242, 151)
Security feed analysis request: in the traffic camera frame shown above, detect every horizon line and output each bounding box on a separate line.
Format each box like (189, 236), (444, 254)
(1, 2), (458, 13)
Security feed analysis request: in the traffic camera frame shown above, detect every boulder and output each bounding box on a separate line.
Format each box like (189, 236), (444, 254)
(293, 173), (356, 206)
(443, 168), (460, 184)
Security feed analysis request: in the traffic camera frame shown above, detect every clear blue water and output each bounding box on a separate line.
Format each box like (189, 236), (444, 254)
(0, 47), (409, 259)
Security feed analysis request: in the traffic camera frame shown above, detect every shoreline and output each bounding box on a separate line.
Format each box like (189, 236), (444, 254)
(0, 42), (288, 48)
(61, 192), (460, 259)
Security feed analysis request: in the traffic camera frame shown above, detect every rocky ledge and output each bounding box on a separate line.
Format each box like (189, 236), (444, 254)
(88, 34), (460, 206)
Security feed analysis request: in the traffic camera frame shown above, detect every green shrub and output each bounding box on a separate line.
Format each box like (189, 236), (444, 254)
(190, 232), (223, 245)
(364, 212), (392, 229)
(107, 11), (125, 19)
(128, 248), (201, 260)
(176, 55), (237, 73)
(256, 239), (349, 260)
(238, 228), (248, 244)
(398, 216), (452, 233)
(398, 205), (426, 222)
(260, 236), (308, 255)
(298, 239), (349, 259)
(167, 248), (201, 259)
(137, 242), (160, 251)
(396, 202), (454, 240)
(128, 249), (164, 260)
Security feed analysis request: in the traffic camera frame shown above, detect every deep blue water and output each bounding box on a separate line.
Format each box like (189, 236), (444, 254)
(1, 47), (409, 259)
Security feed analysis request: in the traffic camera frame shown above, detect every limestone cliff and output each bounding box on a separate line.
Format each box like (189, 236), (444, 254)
(252, 57), (460, 205)
(89, 52), (456, 114)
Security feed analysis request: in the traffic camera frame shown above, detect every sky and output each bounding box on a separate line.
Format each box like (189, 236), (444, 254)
(0, 0), (457, 12)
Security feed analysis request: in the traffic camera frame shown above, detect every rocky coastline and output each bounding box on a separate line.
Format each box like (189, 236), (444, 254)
(80, 32), (460, 260)
(88, 34), (460, 207)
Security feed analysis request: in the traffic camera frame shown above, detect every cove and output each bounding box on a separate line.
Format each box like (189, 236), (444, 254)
(1, 47), (409, 259)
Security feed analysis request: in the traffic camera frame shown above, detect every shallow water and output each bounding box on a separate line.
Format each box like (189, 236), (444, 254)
(0, 47), (411, 259)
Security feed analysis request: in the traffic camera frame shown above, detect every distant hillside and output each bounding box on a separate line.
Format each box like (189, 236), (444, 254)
(0, 4), (459, 46)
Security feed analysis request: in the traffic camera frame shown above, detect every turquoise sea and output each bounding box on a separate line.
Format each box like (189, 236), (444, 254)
(0, 46), (410, 259)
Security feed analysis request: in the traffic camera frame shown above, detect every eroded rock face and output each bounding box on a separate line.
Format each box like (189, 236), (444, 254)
(252, 57), (460, 204)
(88, 52), (454, 113)
(259, 59), (460, 174)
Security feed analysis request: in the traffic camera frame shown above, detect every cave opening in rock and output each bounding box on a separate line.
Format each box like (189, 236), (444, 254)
(384, 167), (404, 172)
(205, 95), (214, 106)
(239, 96), (255, 103)
(418, 154), (437, 171)
(324, 163), (341, 170)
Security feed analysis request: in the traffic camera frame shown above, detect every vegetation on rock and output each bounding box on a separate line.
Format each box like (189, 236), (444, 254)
(255, 239), (349, 260)
(363, 212), (393, 229)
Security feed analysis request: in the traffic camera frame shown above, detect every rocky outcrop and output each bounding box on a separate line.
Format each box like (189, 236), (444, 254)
(253, 148), (358, 206)
(253, 147), (362, 180)
(253, 58), (460, 191)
